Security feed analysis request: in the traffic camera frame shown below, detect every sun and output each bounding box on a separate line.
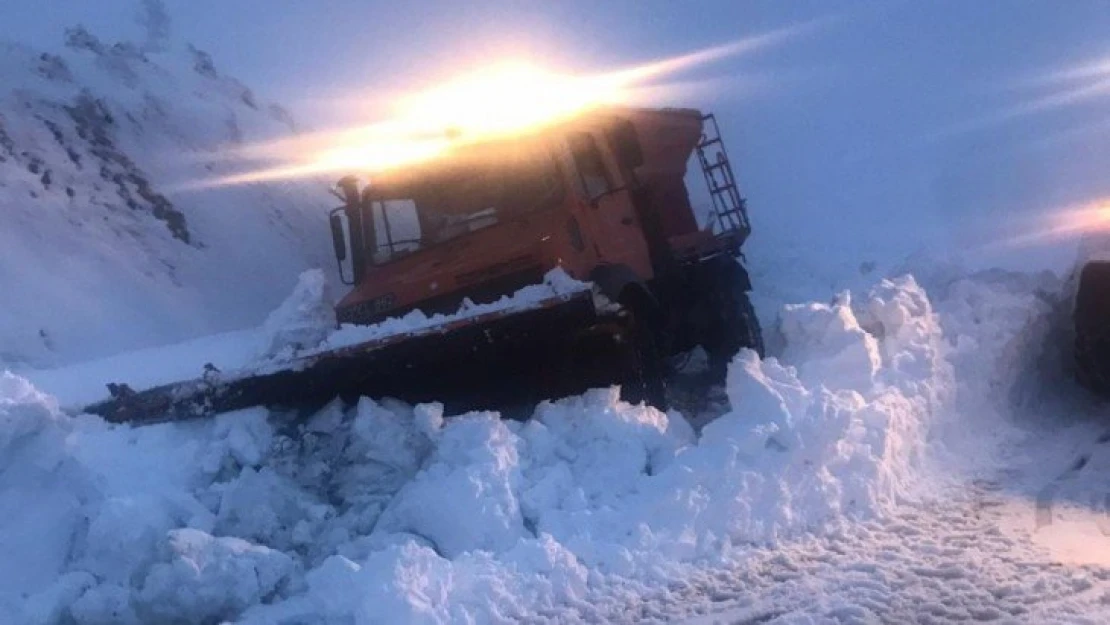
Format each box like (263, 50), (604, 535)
(191, 23), (817, 190)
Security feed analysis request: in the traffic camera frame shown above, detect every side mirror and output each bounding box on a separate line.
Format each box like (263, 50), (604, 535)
(610, 119), (644, 169)
(329, 212), (347, 262)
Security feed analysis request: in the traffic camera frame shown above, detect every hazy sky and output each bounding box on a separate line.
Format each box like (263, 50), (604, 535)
(6, 1), (1110, 269)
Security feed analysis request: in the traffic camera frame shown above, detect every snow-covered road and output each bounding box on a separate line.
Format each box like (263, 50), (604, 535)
(670, 430), (1110, 625)
(676, 484), (1110, 624)
(6, 267), (1110, 624)
(673, 273), (1110, 625)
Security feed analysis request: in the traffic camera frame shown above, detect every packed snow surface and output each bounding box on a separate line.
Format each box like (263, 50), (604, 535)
(4, 272), (975, 624)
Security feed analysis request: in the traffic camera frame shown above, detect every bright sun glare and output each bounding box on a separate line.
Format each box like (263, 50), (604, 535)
(1000, 198), (1110, 249)
(1054, 200), (1110, 237)
(196, 25), (812, 189)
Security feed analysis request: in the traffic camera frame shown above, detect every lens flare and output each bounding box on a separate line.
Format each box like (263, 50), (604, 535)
(195, 24), (813, 189)
(997, 199), (1110, 249)
(938, 52), (1110, 138)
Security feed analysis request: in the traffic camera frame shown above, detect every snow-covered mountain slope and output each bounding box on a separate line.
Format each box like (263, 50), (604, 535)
(0, 27), (336, 369)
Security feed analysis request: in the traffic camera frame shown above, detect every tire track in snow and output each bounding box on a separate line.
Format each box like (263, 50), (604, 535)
(658, 482), (1110, 624)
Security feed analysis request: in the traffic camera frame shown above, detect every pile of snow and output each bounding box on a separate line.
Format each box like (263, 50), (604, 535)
(317, 268), (591, 356)
(2, 273), (960, 624)
(0, 19), (336, 369)
(257, 269), (336, 360)
(258, 266), (589, 363)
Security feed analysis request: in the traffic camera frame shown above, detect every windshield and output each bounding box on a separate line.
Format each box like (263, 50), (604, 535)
(358, 139), (563, 264)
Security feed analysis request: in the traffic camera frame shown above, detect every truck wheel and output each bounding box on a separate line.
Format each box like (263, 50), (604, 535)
(620, 313), (669, 410)
(706, 264), (764, 377)
(613, 282), (668, 410)
(1074, 261), (1110, 395)
(1075, 330), (1110, 393)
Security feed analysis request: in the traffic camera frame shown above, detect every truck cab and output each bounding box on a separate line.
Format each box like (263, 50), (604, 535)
(329, 106), (751, 334)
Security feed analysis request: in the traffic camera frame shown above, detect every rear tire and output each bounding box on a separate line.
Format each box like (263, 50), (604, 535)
(704, 259), (764, 377)
(620, 314), (668, 410)
(1075, 330), (1110, 392)
(1074, 261), (1110, 395)
(615, 286), (668, 410)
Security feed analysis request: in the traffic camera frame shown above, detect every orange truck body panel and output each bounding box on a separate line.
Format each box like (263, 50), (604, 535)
(335, 106), (712, 325)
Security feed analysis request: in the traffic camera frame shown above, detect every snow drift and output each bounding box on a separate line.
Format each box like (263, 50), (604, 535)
(2, 273), (958, 624)
(0, 22), (335, 369)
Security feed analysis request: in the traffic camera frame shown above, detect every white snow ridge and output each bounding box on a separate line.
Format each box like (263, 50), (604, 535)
(3, 274), (967, 624)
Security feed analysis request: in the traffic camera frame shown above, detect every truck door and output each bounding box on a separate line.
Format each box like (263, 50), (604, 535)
(566, 131), (653, 279)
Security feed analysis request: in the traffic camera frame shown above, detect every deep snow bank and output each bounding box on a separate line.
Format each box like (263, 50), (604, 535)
(1, 273), (958, 624)
(925, 268), (1067, 470)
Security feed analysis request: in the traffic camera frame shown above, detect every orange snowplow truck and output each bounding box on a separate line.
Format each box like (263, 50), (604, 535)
(327, 107), (762, 409)
(86, 107), (762, 424)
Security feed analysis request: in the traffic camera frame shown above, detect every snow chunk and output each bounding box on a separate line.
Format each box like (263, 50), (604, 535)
(779, 291), (881, 393)
(0, 370), (62, 454)
(138, 528), (294, 624)
(320, 268), (590, 354)
(351, 396), (431, 475)
(78, 496), (175, 584)
(525, 387), (691, 507)
(212, 467), (323, 547)
(375, 414), (527, 557)
(22, 572), (97, 625)
(0, 372), (84, 606)
(245, 535), (590, 625)
(257, 269), (335, 359)
(69, 582), (139, 625)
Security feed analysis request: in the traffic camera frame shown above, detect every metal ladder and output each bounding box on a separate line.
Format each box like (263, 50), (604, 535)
(695, 114), (751, 242)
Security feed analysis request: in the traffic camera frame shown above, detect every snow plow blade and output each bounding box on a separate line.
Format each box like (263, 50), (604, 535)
(84, 291), (632, 425)
(1075, 260), (1110, 394)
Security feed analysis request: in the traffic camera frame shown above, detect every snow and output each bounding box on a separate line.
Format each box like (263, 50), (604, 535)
(138, 529), (296, 625)
(6, 11), (1110, 625)
(257, 269), (336, 360)
(779, 291), (882, 393)
(2, 269), (985, 624)
(317, 267), (590, 355)
(11, 242), (1110, 623)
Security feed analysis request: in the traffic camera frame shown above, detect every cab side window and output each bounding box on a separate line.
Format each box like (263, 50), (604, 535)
(568, 132), (612, 200)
